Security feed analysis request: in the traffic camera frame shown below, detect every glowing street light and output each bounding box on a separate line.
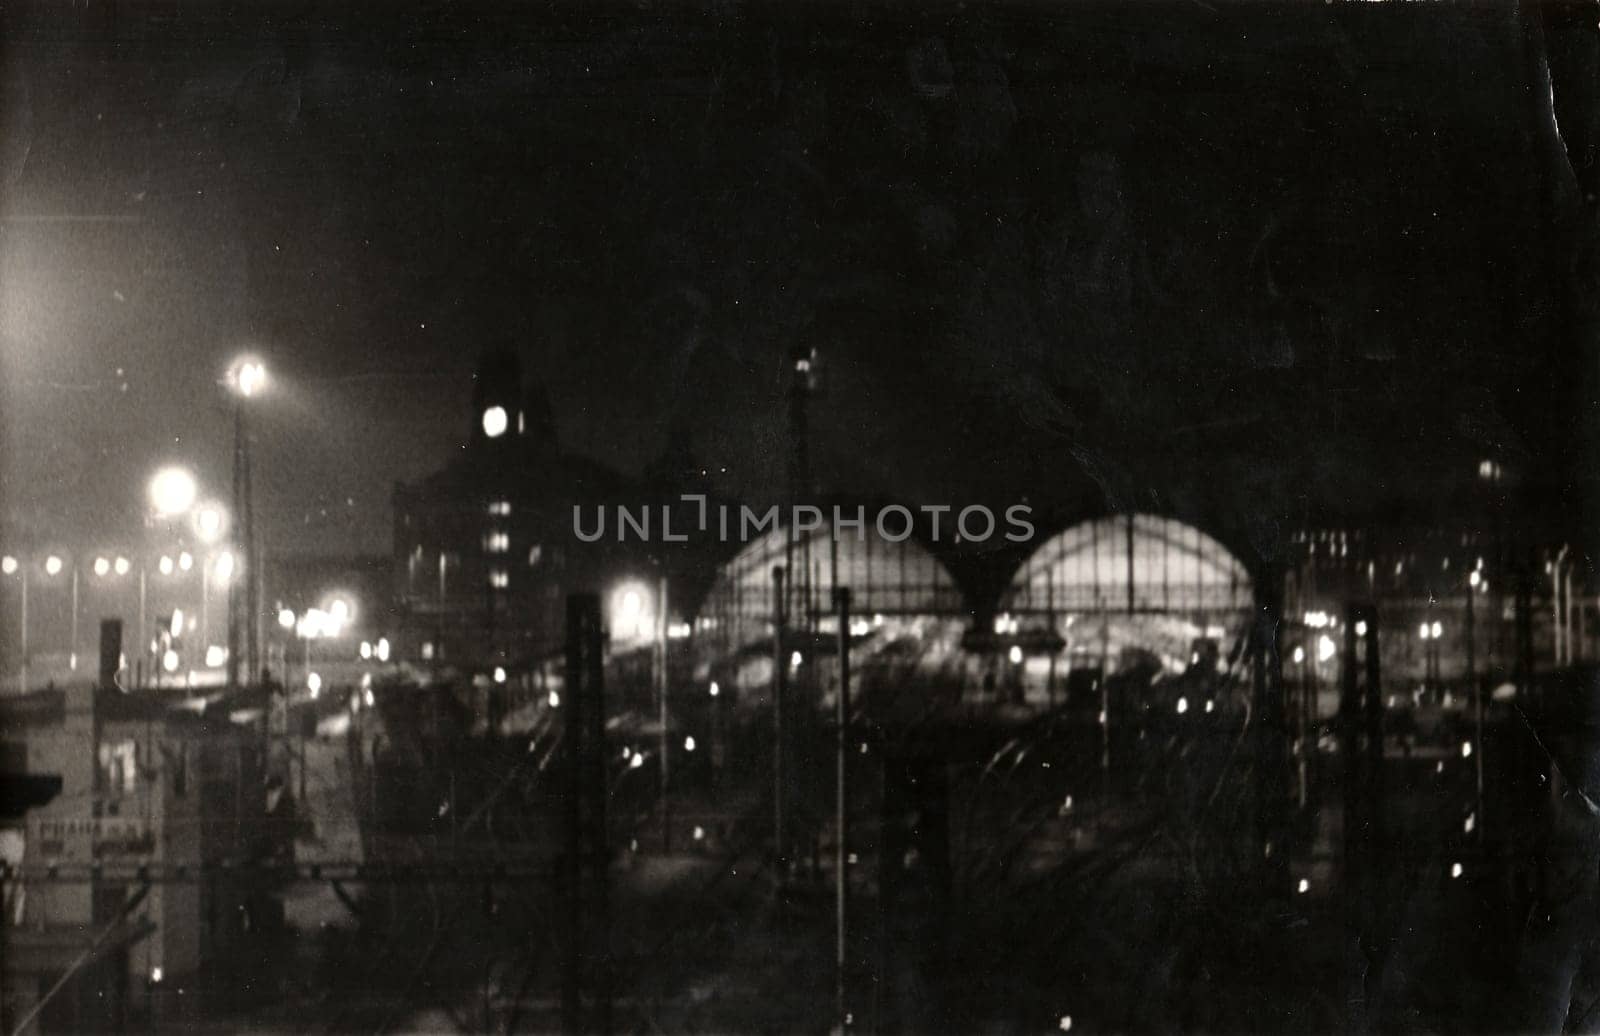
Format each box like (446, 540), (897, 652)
(0, 556), (16, 575)
(195, 503), (227, 543)
(375, 637), (390, 662)
(229, 358), (268, 398)
(212, 551), (235, 585)
(149, 467), (198, 518)
(278, 608), (296, 630)
(93, 557), (110, 577)
(178, 551), (193, 572)
(158, 556), (174, 576)
(114, 557), (130, 576)
(481, 404), (509, 439)
(43, 556), (62, 577)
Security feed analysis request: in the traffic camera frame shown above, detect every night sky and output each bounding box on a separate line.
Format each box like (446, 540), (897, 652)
(1, 1), (1587, 558)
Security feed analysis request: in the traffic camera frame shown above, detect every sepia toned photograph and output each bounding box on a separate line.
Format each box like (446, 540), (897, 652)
(2, 1), (1598, 1032)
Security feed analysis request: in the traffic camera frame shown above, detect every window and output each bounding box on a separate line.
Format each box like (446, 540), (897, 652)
(98, 739), (138, 796)
(487, 500), (512, 517)
(489, 569), (509, 590)
(485, 531), (510, 554)
(528, 545), (543, 567)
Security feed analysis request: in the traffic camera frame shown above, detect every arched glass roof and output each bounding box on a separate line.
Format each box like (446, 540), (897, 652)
(1005, 513), (1253, 616)
(696, 523), (963, 652)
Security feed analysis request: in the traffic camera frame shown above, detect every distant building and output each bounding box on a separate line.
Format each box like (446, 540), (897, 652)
(1, 687), (278, 1033)
(391, 349), (652, 674)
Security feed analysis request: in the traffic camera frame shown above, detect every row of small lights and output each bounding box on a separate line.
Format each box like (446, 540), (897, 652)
(2, 550), (236, 582)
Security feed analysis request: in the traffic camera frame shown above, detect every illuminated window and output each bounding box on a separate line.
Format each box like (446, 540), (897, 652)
(489, 569), (509, 590)
(485, 531), (509, 554)
(98, 739), (138, 796)
(421, 642), (435, 661)
(487, 500), (512, 517)
(528, 545), (543, 567)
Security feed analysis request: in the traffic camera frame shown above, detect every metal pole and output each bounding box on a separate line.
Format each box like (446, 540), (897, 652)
(1468, 583), (1482, 840)
(137, 566), (146, 691)
(69, 565), (79, 672)
(18, 570), (27, 693)
(658, 575), (670, 853)
(773, 564), (788, 869)
(834, 587), (852, 1030)
(227, 399), (243, 688)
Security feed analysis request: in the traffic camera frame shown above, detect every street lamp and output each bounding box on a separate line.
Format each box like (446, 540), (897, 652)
(226, 356), (268, 687)
(2, 557), (26, 691)
(149, 467), (198, 519)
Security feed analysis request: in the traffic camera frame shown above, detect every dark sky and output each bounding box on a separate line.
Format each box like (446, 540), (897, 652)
(0, 1), (1584, 558)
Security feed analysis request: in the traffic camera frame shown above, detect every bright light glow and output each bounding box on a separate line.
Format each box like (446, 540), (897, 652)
(44, 555), (63, 576)
(205, 645), (225, 667)
(667, 621), (692, 639)
(630, 751), (644, 769)
(1176, 696), (1189, 715)
(1205, 699), (1215, 714)
(307, 672), (322, 696)
(1297, 878), (1309, 894)
(364, 688), (375, 707)
(694, 825), (705, 841)
(213, 551), (234, 584)
(1008, 645), (1024, 665)
(150, 967), (164, 984)
(149, 467), (198, 517)
(709, 681), (720, 698)
(493, 666), (507, 684)
(171, 610), (184, 637)
(1431, 620), (1442, 639)
(327, 598), (352, 625)
(93, 557), (110, 576)
(1292, 645), (1305, 665)
(1059, 1016), (1073, 1033)
(196, 504), (226, 543)
(1450, 862), (1463, 879)
(360, 641), (372, 660)
(1061, 795), (1074, 813)
(482, 405), (508, 438)
(278, 608), (296, 630)
(178, 551), (193, 572)
(114, 556), (130, 576)
(231, 358), (267, 398)
(1303, 610), (1329, 629)
(1, 556), (17, 575)
(162, 649), (179, 673)
(684, 735), (696, 752)
(376, 637), (390, 662)
(1464, 813), (1476, 834)
(1469, 570), (1481, 588)
(1419, 622), (1431, 640)
(1461, 741), (1473, 758)
(548, 690), (560, 708)
(1355, 620), (1368, 637)
(1316, 634), (1335, 663)
(159, 555), (174, 576)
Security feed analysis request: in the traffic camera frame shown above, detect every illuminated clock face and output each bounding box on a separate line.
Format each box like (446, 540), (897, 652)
(482, 405), (508, 438)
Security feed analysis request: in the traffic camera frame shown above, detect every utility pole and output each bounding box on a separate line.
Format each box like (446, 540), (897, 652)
(658, 574), (670, 854)
(834, 587), (852, 1031)
(563, 594), (609, 1036)
(773, 564), (788, 871)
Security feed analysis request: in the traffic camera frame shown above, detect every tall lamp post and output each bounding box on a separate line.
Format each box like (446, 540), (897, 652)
(226, 358), (267, 687)
(2, 555), (27, 692)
